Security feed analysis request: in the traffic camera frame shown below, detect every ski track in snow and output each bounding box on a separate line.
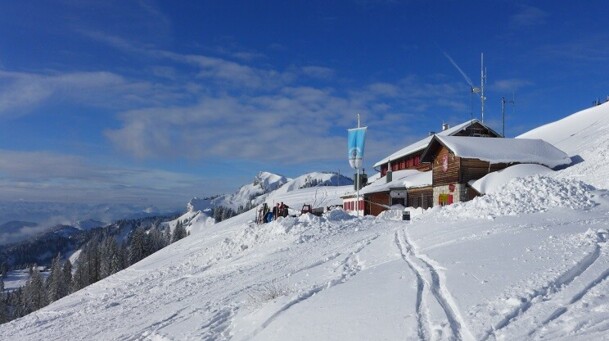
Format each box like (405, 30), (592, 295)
(128, 307), (190, 341)
(524, 232), (609, 339)
(395, 230), (429, 340)
(482, 230), (609, 340)
(246, 232), (380, 339)
(198, 307), (235, 341)
(395, 228), (471, 341)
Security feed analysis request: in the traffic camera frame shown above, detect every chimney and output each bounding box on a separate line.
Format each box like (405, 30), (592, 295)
(442, 123), (450, 131)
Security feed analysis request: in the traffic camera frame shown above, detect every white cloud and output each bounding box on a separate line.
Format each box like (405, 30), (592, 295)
(0, 68), (200, 118)
(300, 66), (336, 80)
(492, 78), (533, 92)
(536, 34), (609, 63)
(510, 5), (548, 29)
(0, 150), (214, 207)
(105, 71), (469, 166)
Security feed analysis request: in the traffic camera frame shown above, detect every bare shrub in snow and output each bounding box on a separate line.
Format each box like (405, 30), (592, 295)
(247, 281), (291, 305)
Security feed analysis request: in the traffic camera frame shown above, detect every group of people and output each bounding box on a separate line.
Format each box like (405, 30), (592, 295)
(257, 202), (290, 224)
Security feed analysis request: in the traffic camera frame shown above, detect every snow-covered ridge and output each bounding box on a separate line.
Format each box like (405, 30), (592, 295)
(519, 101), (609, 189)
(187, 171), (352, 214)
(175, 171), (352, 233)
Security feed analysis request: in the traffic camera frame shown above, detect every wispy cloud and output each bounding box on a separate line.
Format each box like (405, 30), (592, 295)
(300, 66), (336, 80)
(105, 72), (467, 166)
(0, 149), (215, 207)
(492, 78), (533, 92)
(0, 68), (197, 118)
(535, 34), (609, 63)
(1, 25), (473, 168)
(509, 5), (548, 29)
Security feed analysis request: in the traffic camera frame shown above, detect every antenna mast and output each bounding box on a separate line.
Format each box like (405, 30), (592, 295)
(501, 95), (515, 137)
(480, 53), (486, 123)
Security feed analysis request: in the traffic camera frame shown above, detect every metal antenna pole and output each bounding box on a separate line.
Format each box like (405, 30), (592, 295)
(501, 96), (514, 137)
(480, 53), (485, 123)
(501, 97), (506, 137)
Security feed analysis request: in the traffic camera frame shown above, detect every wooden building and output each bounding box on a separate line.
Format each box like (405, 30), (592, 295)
(341, 120), (572, 215)
(419, 135), (571, 206)
(342, 169), (427, 216)
(374, 119), (501, 177)
(343, 120), (499, 216)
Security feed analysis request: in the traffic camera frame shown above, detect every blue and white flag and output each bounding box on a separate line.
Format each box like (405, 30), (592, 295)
(347, 127), (367, 169)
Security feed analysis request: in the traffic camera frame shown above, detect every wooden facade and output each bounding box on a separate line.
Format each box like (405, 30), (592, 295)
(380, 153), (428, 176)
(378, 121), (500, 177)
(422, 137), (515, 206)
(406, 187), (433, 209)
(367, 192), (390, 216)
(430, 145), (511, 185)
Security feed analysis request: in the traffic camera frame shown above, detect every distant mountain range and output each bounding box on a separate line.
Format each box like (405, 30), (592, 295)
(0, 202), (176, 246)
(0, 171), (353, 270)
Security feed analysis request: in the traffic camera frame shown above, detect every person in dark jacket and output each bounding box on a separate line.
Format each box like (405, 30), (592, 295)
(272, 204), (279, 221)
(280, 202), (289, 217)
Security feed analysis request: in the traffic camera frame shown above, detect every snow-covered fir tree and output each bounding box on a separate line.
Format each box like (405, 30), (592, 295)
(128, 227), (147, 265)
(22, 266), (47, 315)
(46, 254), (66, 303)
(171, 221), (187, 243)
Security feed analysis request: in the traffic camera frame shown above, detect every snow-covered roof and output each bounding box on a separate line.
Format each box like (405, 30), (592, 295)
(403, 170), (432, 189)
(373, 119), (498, 168)
(422, 136), (571, 169)
(359, 169), (419, 194)
(343, 169), (430, 197)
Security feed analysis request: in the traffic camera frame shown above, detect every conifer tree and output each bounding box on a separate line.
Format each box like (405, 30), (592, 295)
(0, 291), (6, 323)
(23, 266), (47, 314)
(171, 221), (187, 243)
(86, 240), (100, 284)
(72, 250), (90, 292)
(128, 227), (147, 265)
(148, 228), (167, 254)
(9, 287), (24, 320)
(47, 254), (65, 303)
(62, 259), (73, 296)
(99, 236), (117, 279)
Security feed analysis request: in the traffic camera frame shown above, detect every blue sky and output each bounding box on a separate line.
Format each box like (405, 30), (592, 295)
(0, 0), (608, 210)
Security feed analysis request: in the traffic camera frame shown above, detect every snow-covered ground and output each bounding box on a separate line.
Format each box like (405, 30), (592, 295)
(2, 103), (609, 340)
(2, 267), (49, 292)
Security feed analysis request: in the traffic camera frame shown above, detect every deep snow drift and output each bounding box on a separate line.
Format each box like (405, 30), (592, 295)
(2, 103), (609, 340)
(520, 101), (609, 190)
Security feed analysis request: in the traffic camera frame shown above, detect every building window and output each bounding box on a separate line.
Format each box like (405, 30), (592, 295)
(439, 194), (454, 206)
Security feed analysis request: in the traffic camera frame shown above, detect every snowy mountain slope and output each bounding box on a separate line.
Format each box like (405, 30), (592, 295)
(186, 171), (349, 213)
(519, 101), (609, 189)
(0, 201), (169, 246)
(215, 171), (289, 211)
(180, 171), (352, 228)
(272, 171), (353, 194)
(4, 105), (609, 340)
(1, 179), (609, 340)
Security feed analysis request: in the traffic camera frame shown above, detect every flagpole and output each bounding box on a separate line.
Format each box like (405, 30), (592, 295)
(356, 113), (361, 217)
